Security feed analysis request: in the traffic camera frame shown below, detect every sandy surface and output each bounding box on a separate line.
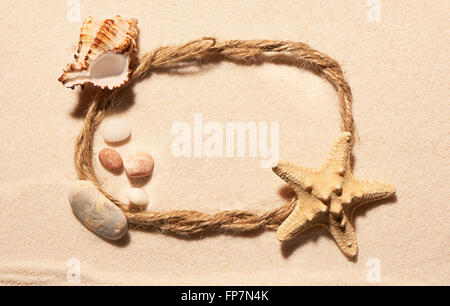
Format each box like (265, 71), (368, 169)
(0, 0), (448, 285)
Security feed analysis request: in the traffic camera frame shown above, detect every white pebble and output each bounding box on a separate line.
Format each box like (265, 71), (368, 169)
(125, 188), (149, 206)
(103, 119), (131, 143)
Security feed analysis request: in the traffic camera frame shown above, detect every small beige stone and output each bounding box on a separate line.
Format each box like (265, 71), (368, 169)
(125, 188), (149, 206)
(124, 152), (154, 178)
(68, 180), (128, 240)
(103, 119), (131, 143)
(99, 148), (123, 171)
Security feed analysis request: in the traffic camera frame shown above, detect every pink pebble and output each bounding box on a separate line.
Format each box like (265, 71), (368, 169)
(124, 152), (154, 178)
(99, 148), (123, 171)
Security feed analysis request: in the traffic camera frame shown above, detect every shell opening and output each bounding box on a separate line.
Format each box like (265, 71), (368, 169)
(61, 52), (130, 89)
(89, 52), (130, 88)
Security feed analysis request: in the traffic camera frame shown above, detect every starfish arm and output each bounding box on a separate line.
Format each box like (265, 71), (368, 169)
(322, 132), (352, 175)
(306, 132), (353, 201)
(276, 195), (327, 242)
(359, 179), (396, 202)
(273, 133), (352, 201)
(272, 159), (315, 191)
(346, 179), (396, 221)
(341, 178), (395, 205)
(328, 212), (358, 258)
(341, 179), (395, 209)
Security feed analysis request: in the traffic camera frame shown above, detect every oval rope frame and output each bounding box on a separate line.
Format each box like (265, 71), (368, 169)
(74, 38), (354, 235)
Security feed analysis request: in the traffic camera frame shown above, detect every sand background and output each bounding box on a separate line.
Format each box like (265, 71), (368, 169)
(0, 0), (448, 285)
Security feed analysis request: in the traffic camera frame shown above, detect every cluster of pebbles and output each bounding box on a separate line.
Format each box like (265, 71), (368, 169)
(68, 118), (154, 240)
(99, 119), (154, 208)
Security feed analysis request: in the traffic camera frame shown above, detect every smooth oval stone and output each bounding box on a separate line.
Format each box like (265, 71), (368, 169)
(68, 180), (128, 240)
(125, 188), (149, 206)
(99, 148), (123, 171)
(103, 119), (131, 143)
(124, 152), (154, 178)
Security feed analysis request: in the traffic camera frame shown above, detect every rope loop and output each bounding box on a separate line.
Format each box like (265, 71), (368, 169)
(74, 38), (353, 235)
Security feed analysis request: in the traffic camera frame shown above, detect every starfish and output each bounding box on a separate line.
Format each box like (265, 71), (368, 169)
(272, 132), (395, 257)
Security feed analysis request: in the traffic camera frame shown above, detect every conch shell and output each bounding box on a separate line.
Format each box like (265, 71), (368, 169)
(58, 16), (138, 89)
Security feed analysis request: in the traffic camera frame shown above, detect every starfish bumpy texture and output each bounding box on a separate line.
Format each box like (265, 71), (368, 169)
(272, 132), (395, 257)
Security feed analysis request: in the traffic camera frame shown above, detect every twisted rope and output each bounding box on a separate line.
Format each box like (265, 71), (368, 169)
(74, 38), (353, 235)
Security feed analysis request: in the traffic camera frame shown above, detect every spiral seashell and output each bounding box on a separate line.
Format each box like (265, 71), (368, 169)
(58, 15), (138, 89)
